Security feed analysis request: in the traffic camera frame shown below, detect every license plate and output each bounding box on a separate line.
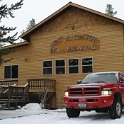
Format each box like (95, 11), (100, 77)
(78, 103), (87, 108)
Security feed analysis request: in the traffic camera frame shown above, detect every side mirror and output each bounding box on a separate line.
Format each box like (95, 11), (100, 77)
(120, 80), (124, 84)
(120, 81), (124, 84)
(77, 80), (81, 84)
(120, 78), (124, 83)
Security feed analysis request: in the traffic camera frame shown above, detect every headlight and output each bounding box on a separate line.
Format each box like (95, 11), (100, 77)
(101, 89), (112, 95)
(65, 91), (68, 96)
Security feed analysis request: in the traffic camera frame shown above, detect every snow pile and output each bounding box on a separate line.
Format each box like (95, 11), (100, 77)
(1, 103), (124, 124)
(21, 103), (41, 111)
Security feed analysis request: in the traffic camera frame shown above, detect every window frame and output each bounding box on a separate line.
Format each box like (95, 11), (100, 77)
(42, 60), (53, 75)
(68, 58), (79, 74)
(4, 65), (18, 79)
(82, 57), (93, 73)
(55, 59), (66, 75)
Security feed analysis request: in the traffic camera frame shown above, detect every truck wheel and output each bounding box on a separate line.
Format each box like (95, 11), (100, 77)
(66, 108), (80, 118)
(109, 99), (122, 119)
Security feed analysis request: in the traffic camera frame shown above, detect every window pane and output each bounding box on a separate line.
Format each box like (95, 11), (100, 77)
(56, 67), (65, 74)
(43, 61), (52, 67)
(12, 65), (18, 78)
(4, 66), (11, 78)
(82, 66), (92, 73)
(82, 58), (92, 65)
(69, 67), (78, 73)
(69, 59), (78, 66)
(43, 68), (52, 75)
(56, 60), (65, 66)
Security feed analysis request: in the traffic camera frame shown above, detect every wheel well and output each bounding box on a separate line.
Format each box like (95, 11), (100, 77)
(114, 92), (122, 102)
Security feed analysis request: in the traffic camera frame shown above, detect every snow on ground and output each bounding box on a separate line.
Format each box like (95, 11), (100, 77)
(0, 103), (124, 124)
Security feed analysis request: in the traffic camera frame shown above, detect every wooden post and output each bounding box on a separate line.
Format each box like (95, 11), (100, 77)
(8, 92), (10, 109)
(15, 102), (17, 109)
(58, 96), (60, 109)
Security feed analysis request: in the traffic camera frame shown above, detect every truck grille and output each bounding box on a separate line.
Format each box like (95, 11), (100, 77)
(84, 87), (100, 95)
(69, 87), (100, 96)
(69, 88), (82, 95)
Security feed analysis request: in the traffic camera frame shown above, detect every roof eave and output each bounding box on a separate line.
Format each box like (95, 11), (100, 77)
(20, 2), (124, 41)
(0, 41), (30, 50)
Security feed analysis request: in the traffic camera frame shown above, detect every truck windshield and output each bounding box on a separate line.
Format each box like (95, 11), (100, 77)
(82, 73), (118, 83)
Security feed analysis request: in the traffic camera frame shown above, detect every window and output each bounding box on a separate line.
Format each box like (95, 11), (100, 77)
(4, 65), (18, 78)
(82, 58), (93, 73)
(69, 59), (78, 74)
(43, 60), (52, 75)
(56, 60), (65, 74)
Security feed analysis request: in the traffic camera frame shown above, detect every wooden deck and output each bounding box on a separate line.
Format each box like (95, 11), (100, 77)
(0, 83), (29, 109)
(0, 78), (56, 109)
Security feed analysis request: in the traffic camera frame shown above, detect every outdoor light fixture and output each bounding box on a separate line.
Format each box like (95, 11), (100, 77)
(25, 58), (29, 61)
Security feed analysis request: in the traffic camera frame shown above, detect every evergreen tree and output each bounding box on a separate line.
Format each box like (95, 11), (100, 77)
(27, 18), (35, 30)
(21, 18), (36, 34)
(0, 0), (23, 65)
(105, 4), (117, 17)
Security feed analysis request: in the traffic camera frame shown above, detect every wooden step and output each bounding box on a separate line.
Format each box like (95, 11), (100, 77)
(0, 99), (27, 102)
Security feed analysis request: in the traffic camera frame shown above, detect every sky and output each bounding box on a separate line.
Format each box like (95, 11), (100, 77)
(0, 103), (124, 124)
(1, 0), (124, 38)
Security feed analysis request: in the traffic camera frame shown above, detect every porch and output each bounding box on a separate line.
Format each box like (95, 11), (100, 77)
(0, 78), (56, 109)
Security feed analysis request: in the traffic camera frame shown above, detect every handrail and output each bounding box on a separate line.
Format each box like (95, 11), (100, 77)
(24, 83), (29, 87)
(3, 89), (9, 93)
(28, 78), (56, 91)
(9, 83), (29, 88)
(8, 83), (29, 92)
(0, 83), (17, 94)
(0, 79), (18, 86)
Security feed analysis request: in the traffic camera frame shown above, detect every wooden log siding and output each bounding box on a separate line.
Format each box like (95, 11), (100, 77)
(0, 79), (18, 86)
(28, 79), (56, 92)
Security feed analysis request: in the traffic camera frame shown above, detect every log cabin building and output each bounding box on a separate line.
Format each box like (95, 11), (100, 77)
(0, 2), (124, 109)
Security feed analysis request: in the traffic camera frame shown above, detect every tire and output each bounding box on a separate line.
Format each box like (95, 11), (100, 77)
(109, 98), (122, 119)
(66, 108), (80, 118)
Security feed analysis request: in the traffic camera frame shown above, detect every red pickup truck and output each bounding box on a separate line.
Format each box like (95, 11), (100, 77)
(64, 72), (124, 119)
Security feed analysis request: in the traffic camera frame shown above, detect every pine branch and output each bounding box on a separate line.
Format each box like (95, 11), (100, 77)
(0, 0), (23, 19)
(0, 26), (16, 38)
(0, 25), (16, 31)
(0, 32), (18, 44)
(0, 26), (18, 45)
(9, 0), (23, 10)
(0, 0), (23, 65)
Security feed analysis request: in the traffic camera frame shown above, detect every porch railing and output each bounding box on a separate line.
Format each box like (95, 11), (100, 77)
(0, 78), (56, 92)
(0, 83), (29, 109)
(0, 79), (18, 86)
(28, 78), (56, 92)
